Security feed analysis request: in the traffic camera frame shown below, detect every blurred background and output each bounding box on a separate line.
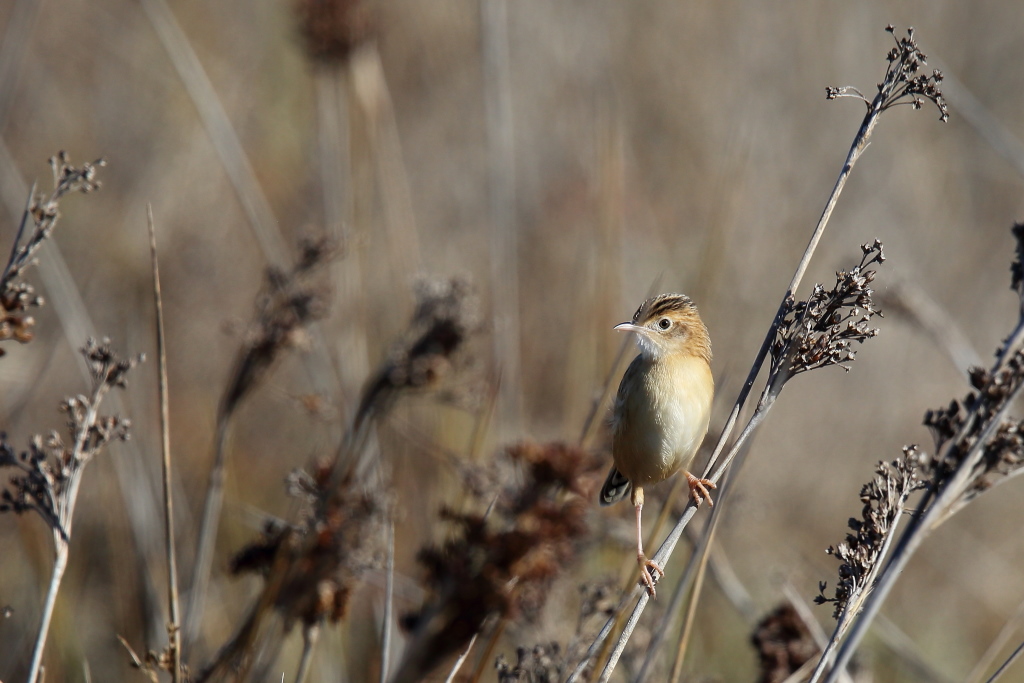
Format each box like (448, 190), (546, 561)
(1, 0), (1023, 681)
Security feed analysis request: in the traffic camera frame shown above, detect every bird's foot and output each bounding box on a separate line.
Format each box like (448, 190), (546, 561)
(637, 553), (664, 598)
(685, 471), (717, 507)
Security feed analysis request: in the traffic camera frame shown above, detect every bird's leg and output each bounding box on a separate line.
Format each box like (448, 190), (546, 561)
(685, 471), (717, 507)
(632, 486), (663, 597)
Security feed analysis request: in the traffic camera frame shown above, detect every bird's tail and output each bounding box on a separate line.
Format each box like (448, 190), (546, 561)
(599, 466), (631, 506)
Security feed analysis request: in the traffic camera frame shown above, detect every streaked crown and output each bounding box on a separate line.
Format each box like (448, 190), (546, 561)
(622, 293), (711, 363)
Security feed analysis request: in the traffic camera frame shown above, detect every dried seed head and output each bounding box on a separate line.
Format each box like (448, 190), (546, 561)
(395, 441), (596, 682)
(826, 27), (948, 122)
(816, 447), (924, 620)
(0, 339), (138, 537)
(752, 604), (819, 683)
(1, 154), (104, 356)
(295, 0), (374, 65)
(355, 276), (479, 428)
(770, 241), (884, 384)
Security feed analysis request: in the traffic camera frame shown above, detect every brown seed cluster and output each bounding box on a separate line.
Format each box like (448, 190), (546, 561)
(496, 643), (564, 683)
(354, 276), (479, 431)
(825, 26), (948, 122)
(0, 153), (104, 355)
(228, 464), (384, 629)
(922, 354), (1024, 503)
(394, 441), (596, 682)
(770, 241), (884, 383)
(816, 448), (924, 620)
(219, 235), (337, 421)
(0, 339), (140, 535)
(751, 604), (819, 683)
(294, 0), (375, 65)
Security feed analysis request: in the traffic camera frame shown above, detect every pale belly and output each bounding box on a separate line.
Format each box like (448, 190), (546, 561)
(611, 356), (712, 486)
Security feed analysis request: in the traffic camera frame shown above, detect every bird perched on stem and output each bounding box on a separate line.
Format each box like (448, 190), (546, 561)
(600, 293), (715, 597)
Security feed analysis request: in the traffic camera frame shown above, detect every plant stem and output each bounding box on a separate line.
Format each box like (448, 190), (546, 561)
(150, 206), (182, 681)
(26, 542), (68, 683)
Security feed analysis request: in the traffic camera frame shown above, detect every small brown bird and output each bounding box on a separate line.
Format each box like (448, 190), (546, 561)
(600, 293), (715, 597)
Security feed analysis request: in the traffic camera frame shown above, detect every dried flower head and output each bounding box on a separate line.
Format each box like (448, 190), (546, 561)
(355, 276), (479, 430)
(228, 464), (385, 629)
(219, 234), (337, 421)
(496, 643), (564, 683)
(770, 241), (884, 385)
(826, 26), (948, 122)
(752, 604), (819, 683)
(816, 447), (925, 620)
(0, 153), (105, 355)
(0, 339), (141, 538)
(392, 441), (596, 683)
(920, 352), (1024, 507)
(295, 0), (374, 65)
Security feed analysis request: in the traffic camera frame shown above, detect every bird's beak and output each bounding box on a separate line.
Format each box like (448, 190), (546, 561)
(614, 322), (646, 335)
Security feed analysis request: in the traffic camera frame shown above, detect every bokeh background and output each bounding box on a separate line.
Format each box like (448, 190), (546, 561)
(1, 0), (1023, 681)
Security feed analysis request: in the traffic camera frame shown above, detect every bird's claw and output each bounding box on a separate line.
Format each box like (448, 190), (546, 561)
(637, 554), (664, 598)
(685, 472), (717, 507)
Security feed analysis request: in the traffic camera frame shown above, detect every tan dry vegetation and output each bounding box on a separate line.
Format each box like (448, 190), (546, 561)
(1, 1), (1023, 682)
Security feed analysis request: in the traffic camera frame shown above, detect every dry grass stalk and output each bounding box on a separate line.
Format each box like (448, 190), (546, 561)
(148, 206), (183, 682)
(1, 339), (142, 683)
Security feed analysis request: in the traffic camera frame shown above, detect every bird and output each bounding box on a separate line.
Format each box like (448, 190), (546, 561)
(600, 293), (715, 597)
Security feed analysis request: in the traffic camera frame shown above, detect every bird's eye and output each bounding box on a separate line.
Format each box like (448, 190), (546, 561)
(657, 318), (671, 330)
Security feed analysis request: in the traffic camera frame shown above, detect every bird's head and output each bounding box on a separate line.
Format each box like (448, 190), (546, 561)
(614, 293), (712, 363)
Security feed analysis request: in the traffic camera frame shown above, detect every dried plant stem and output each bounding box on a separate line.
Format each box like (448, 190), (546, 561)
(380, 518), (395, 683)
(565, 588), (634, 683)
(355, 46), (422, 285)
(315, 67), (347, 237)
(482, 0), (522, 435)
(966, 598), (1024, 683)
(0, 0), (40, 130)
(984, 640), (1024, 683)
(138, 0), (288, 264)
(27, 390), (107, 683)
(633, 509), (712, 683)
(819, 320), (1024, 683)
(149, 206), (182, 681)
(470, 618), (507, 683)
(583, 67), (887, 683)
(295, 624), (320, 683)
(184, 419), (230, 652)
(666, 510), (716, 683)
(28, 542), (68, 683)
(808, 479), (911, 682)
(443, 633), (479, 683)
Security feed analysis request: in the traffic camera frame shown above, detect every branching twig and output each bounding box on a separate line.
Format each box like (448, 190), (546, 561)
(2, 339), (142, 683)
(1, 152), (104, 356)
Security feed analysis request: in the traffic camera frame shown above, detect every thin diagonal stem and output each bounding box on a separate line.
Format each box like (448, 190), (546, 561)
(984, 640), (1024, 683)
